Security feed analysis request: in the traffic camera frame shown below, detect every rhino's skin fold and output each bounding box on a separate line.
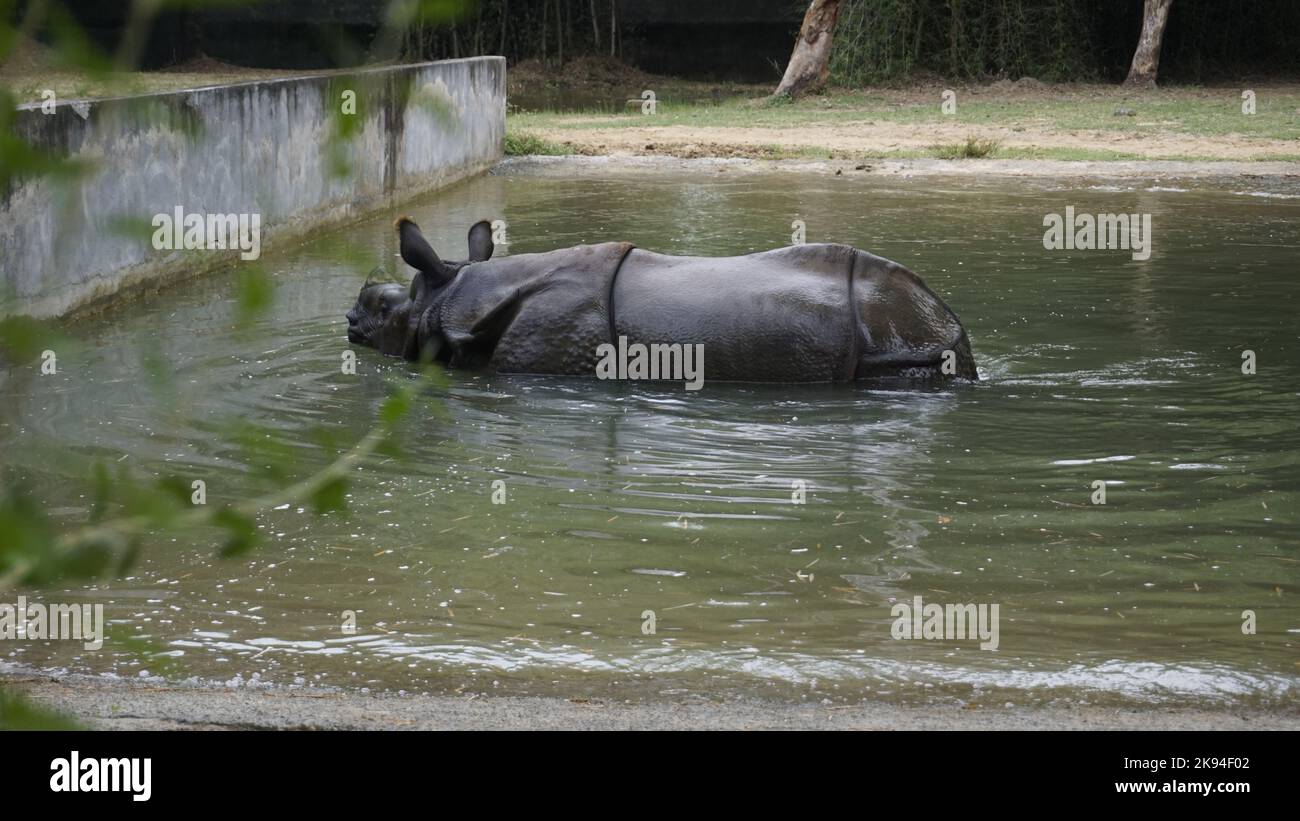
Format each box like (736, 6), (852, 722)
(346, 220), (978, 385)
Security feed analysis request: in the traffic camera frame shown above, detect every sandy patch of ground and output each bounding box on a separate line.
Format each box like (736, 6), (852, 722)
(511, 77), (1300, 162)
(528, 120), (1297, 162)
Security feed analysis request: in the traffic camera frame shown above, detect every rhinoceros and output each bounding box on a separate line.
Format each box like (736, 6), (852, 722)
(345, 217), (977, 385)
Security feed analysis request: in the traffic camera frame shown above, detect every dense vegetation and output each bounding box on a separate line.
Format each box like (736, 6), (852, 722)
(15, 1), (1300, 84)
(401, 0), (1300, 85)
(827, 0), (1300, 85)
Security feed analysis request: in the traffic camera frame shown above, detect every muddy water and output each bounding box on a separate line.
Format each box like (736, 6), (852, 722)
(2, 163), (1298, 707)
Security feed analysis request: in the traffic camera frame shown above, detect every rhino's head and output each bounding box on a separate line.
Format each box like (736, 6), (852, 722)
(346, 216), (494, 359)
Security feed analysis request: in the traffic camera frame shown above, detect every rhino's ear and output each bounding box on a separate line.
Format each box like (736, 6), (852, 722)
(467, 220), (494, 262)
(396, 216), (455, 287)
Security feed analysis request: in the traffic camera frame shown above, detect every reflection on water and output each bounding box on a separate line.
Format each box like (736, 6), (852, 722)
(2, 166), (1298, 707)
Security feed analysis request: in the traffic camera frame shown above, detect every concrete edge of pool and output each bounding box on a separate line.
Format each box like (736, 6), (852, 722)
(0, 57), (506, 322)
(6, 671), (1298, 730)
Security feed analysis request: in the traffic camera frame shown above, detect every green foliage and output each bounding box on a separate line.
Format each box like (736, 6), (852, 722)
(212, 507), (257, 558)
(504, 130), (571, 156)
(0, 315), (68, 365)
(234, 266), (274, 326)
(0, 0), (17, 59)
(0, 89), (95, 192)
(0, 689), (82, 730)
(0, 371), (433, 586)
(0, 0), (462, 732)
(829, 0), (1098, 85)
(396, 0), (614, 64)
(45, 2), (114, 79)
(310, 476), (349, 515)
(933, 136), (1000, 159)
(828, 0), (1300, 85)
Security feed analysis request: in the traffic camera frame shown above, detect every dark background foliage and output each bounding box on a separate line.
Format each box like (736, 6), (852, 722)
(10, 0), (1300, 83)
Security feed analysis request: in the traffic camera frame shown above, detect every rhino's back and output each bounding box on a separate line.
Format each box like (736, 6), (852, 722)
(612, 244), (859, 382)
(436, 242), (974, 382)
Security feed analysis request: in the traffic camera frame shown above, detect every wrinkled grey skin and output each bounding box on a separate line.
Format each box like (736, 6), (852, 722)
(346, 217), (978, 383)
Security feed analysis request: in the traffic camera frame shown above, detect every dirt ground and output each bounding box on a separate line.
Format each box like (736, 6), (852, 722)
(7, 670), (1298, 730)
(5, 40), (1295, 163)
(528, 117), (1299, 162)
(512, 74), (1300, 162)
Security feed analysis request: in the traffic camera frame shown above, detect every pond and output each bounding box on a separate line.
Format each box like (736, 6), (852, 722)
(3, 161), (1298, 708)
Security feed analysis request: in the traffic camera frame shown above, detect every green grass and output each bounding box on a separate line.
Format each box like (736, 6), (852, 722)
(933, 136), (1000, 158)
(504, 130), (573, 156)
(510, 86), (1300, 142)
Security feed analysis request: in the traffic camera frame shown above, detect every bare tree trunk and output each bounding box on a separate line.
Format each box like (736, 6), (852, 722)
(499, 0), (508, 55)
(557, 0), (564, 66)
(609, 0), (616, 58)
(1124, 0), (1174, 87)
(773, 0), (843, 98)
(542, 0), (548, 63)
(590, 0), (601, 50)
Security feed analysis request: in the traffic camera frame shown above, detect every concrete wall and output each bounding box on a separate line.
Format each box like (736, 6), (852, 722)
(0, 57), (505, 320)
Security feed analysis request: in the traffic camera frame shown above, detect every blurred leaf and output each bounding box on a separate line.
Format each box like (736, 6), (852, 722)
(386, 0), (475, 27)
(0, 88), (96, 190)
(138, 344), (175, 397)
(318, 236), (383, 274)
(328, 75), (366, 139)
(47, 3), (113, 80)
(14, 527), (124, 587)
(121, 96), (205, 143)
(376, 431), (406, 461)
(231, 423), (297, 484)
(107, 214), (158, 245)
(0, 315), (68, 365)
(380, 386), (413, 425)
(0, 486), (54, 575)
(308, 425), (344, 457)
(156, 475), (193, 507)
(327, 137), (353, 180)
(0, 132), (96, 191)
(113, 463), (183, 523)
(0, 2), (18, 62)
(0, 689), (82, 731)
(54, 532), (121, 580)
(155, 0), (260, 10)
(88, 462), (112, 524)
(311, 476), (348, 514)
(115, 534), (141, 577)
(422, 389), (452, 421)
(212, 507), (257, 558)
(234, 266), (273, 326)
(409, 79), (462, 132)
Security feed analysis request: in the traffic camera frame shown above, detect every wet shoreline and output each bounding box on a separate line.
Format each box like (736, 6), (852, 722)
(8, 670), (1298, 730)
(499, 153), (1300, 180)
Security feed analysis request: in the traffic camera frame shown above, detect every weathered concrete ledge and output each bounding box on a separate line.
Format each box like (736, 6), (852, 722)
(1, 57), (505, 320)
